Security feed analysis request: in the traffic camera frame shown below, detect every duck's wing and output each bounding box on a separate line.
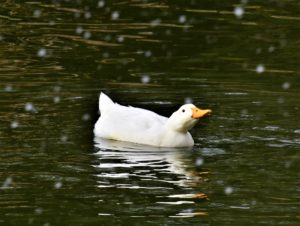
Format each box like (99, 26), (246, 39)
(95, 93), (168, 142)
(103, 103), (167, 129)
(99, 92), (167, 125)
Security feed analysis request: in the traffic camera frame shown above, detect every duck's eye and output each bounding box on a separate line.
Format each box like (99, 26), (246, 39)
(182, 109), (185, 113)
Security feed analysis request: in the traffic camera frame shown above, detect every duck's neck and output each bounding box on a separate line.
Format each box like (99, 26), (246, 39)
(165, 118), (189, 134)
(161, 124), (194, 147)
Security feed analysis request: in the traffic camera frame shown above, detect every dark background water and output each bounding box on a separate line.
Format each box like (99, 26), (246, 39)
(0, 1), (299, 225)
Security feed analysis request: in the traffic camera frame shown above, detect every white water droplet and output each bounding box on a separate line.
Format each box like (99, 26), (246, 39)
(251, 199), (257, 206)
(102, 52), (109, 58)
(25, 102), (35, 112)
(84, 11), (92, 19)
(53, 96), (60, 103)
(49, 20), (55, 26)
(184, 97), (193, 104)
(54, 181), (62, 189)
(178, 15), (187, 23)
(195, 158), (204, 166)
(1, 177), (13, 189)
(144, 50), (152, 58)
(76, 26), (84, 34)
(53, 86), (61, 92)
(61, 135), (68, 143)
(37, 48), (47, 57)
(11, 121), (19, 129)
(98, 0), (105, 8)
(141, 75), (150, 84)
(4, 85), (12, 92)
(240, 109), (248, 116)
(234, 6), (244, 19)
(277, 97), (285, 104)
(83, 31), (91, 39)
(117, 36), (124, 42)
(224, 186), (234, 195)
(256, 48), (261, 54)
(33, 9), (41, 18)
(111, 11), (119, 20)
(82, 113), (90, 121)
(35, 207), (43, 215)
(256, 64), (265, 74)
(282, 82), (290, 90)
(150, 18), (161, 27)
(268, 46), (275, 52)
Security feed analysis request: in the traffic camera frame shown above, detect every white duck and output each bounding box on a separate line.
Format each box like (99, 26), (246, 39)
(94, 92), (211, 147)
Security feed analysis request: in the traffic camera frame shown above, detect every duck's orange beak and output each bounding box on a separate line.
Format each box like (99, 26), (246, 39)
(191, 107), (212, 119)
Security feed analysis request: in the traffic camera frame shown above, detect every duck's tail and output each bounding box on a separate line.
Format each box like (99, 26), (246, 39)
(99, 92), (114, 113)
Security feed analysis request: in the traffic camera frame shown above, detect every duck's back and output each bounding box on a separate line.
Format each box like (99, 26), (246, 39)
(94, 93), (167, 145)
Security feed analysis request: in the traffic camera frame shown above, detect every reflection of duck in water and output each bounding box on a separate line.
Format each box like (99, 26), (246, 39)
(94, 138), (209, 217)
(94, 138), (206, 188)
(94, 93), (211, 147)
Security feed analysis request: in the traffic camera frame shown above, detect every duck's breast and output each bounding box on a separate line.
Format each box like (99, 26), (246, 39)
(159, 130), (194, 147)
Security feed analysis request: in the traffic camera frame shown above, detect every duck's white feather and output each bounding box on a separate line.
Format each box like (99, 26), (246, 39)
(94, 92), (200, 147)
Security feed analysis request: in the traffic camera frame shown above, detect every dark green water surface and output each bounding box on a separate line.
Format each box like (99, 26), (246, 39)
(0, 1), (299, 225)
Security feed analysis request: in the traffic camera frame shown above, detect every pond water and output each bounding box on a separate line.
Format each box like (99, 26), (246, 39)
(1, 1), (300, 225)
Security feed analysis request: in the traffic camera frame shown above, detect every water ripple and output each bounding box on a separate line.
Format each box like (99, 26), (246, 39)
(94, 138), (204, 189)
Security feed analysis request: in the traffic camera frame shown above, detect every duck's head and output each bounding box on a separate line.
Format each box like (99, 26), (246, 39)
(167, 104), (212, 132)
